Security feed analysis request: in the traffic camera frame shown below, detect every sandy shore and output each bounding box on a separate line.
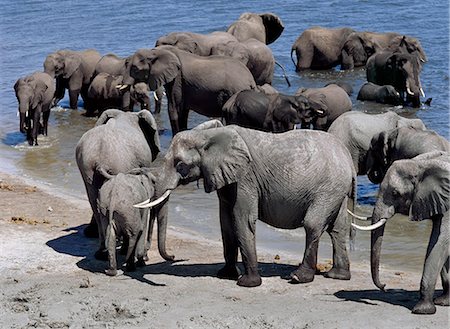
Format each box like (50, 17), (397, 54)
(0, 172), (448, 328)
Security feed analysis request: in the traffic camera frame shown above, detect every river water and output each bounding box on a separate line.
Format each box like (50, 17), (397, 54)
(0, 0), (448, 273)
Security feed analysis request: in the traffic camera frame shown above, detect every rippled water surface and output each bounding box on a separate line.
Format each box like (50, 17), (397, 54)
(0, 0), (448, 272)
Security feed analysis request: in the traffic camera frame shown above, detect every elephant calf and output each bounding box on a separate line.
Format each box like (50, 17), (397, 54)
(97, 168), (174, 276)
(86, 73), (151, 116)
(357, 82), (403, 105)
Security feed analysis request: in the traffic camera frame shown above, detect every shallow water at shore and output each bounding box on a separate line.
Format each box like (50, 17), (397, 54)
(0, 0), (448, 273)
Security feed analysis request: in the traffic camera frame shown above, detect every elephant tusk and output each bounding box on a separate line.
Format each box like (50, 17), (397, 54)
(419, 57), (425, 63)
(292, 125), (296, 130)
(153, 91), (159, 102)
(406, 87), (414, 96)
(351, 218), (387, 231)
(134, 198), (150, 207)
(420, 88), (425, 98)
(134, 190), (171, 208)
(116, 84), (129, 91)
(347, 209), (370, 221)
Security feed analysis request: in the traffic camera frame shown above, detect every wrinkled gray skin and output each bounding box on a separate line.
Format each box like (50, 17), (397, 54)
(366, 127), (450, 183)
(123, 46), (256, 135)
(295, 84), (352, 130)
(222, 89), (322, 132)
(43, 49), (101, 109)
(328, 111), (426, 175)
(86, 73), (150, 116)
(14, 72), (55, 146)
(97, 168), (174, 276)
(156, 31), (276, 86)
(341, 32), (427, 70)
(357, 82), (403, 105)
(291, 27), (355, 71)
(152, 124), (356, 287)
(368, 151), (449, 314)
(366, 50), (424, 107)
(75, 109), (160, 244)
(226, 12), (284, 45)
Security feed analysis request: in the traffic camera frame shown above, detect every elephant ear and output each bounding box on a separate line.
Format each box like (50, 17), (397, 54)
(199, 127), (252, 193)
(63, 53), (82, 78)
(305, 93), (328, 118)
(410, 163), (450, 221)
(30, 79), (48, 109)
(148, 48), (181, 91)
(137, 110), (160, 161)
(260, 13), (284, 44)
(95, 109), (123, 126)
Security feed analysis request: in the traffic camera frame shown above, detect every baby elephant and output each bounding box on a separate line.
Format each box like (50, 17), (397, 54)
(357, 82), (403, 105)
(86, 73), (151, 116)
(97, 168), (174, 276)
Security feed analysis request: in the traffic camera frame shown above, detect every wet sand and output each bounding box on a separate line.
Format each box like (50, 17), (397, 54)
(0, 171), (448, 328)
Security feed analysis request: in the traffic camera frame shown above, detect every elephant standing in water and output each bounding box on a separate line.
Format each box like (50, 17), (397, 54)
(352, 151), (450, 314)
(14, 72), (55, 146)
(136, 124), (357, 287)
(226, 12), (284, 44)
(43, 49), (101, 109)
(357, 82), (403, 105)
(76, 109), (161, 243)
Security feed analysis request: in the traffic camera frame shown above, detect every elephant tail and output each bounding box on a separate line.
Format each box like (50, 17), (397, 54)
(290, 48), (297, 70)
(348, 175), (358, 250)
(96, 164), (114, 181)
(275, 61), (291, 87)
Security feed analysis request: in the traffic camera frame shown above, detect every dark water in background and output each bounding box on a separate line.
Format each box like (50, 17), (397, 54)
(0, 0), (448, 272)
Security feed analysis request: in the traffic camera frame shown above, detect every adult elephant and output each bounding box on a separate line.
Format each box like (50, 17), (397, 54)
(328, 111), (425, 175)
(222, 89), (322, 132)
(43, 49), (101, 109)
(366, 50), (424, 107)
(291, 27), (355, 71)
(357, 82), (403, 105)
(120, 46), (256, 135)
(86, 73), (151, 116)
(226, 12), (284, 44)
(14, 72), (55, 146)
(136, 124), (357, 287)
(76, 109), (161, 242)
(295, 84), (352, 130)
(351, 151), (450, 314)
(366, 127), (450, 183)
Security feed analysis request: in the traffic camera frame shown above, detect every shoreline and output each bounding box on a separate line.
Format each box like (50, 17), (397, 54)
(0, 170), (448, 328)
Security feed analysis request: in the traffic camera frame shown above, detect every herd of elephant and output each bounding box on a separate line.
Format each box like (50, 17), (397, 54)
(13, 12), (449, 315)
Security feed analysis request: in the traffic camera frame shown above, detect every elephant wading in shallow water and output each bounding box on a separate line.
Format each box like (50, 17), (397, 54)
(136, 123), (357, 287)
(352, 151), (450, 314)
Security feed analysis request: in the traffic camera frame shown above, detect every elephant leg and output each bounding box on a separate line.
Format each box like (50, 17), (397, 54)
(434, 257), (449, 306)
(69, 89), (80, 109)
(125, 233), (141, 272)
(105, 222), (118, 276)
(323, 198), (351, 280)
(31, 109), (40, 146)
(42, 110), (50, 136)
(295, 43), (314, 70)
(217, 187), (240, 280)
(412, 216), (448, 314)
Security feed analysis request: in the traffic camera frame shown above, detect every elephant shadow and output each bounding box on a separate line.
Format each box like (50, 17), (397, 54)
(2, 131), (26, 146)
(334, 288), (445, 311)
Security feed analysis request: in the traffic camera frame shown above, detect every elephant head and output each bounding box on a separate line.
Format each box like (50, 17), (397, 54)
(227, 12), (284, 44)
(366, 129), (396, 184)
(389, 35), (427, 63)
(96, 109), (160, 161)
(43, 50), (82, 79)
(341, 33), (380, 70)
(123, 47), (181, 91)
(130, 82), (151, 110)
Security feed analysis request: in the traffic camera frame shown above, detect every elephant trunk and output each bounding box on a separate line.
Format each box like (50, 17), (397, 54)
(19, 111), (27, 133)
(370, 206), (388, 291)
(155, 203), (175, 261)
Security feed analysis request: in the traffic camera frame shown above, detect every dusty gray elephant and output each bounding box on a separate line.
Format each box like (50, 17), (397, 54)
(366, 127), (450, 183)
(366, 50), (424, 107)
(222, 89), (322, 132)
(97, 168), (174, 276)
(295, 84), (352, 130)
(226, 12), (284, 44)
(352, 151), (449, 314)
(43, 49), (101, 109)
(357, 82), (403, 105)
(291, 27), (355, 71)
(14, 72), (55, 146)
(86, 73), (151, 116)
(75, 109), (161, 243)
(136, 124), (357, 287)
(328, 111), (426, 175)
(121, 46), (256, 135)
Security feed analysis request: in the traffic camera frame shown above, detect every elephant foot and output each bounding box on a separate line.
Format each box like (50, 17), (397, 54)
(217, 265), (240, 280)
(290, 267), (315, 284)
(237, 273), (262, 287)
(126, 261), (136, 272)
(412, 300), (436, 314)
(84, 223), (99, 238)
(94, 249), (108, 261)
(105, 268), (118, 276)
(136, 258), (146, 268)
(119, 240), (129, 255)
(434, 293), (449, 306)
(323, 268), (351, 280)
